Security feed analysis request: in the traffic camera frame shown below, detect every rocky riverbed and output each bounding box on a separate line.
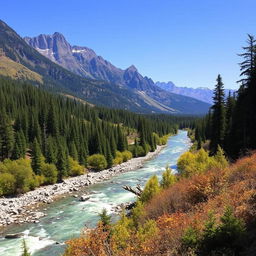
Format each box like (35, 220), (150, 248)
(0, 145), (165, 228)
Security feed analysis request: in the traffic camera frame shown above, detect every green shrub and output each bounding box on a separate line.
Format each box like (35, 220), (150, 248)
(140, 175), (160, 203)
(0, 173), (16, 196)
(113, 151), (123, 165)
(68, 157), (85, 176)
(137, 146), (146, 157)
(182, 226), (200, 249)
(128, 145), (139, 158)
(4, 158), (35, 193)
(153, 133), (160, 145)
(41, 163), (58, 184)
(122, 150), (133, 162)
(177, 147), (228, 177)
(34, 175), (45, 187)
(144, 143), (151, 155)
(0, 162), (8, 173)
(182, 207), (246, 255)
(159, 135), (169, 145)
(87, 154), (107, 171)
(160, 167), (177, 189)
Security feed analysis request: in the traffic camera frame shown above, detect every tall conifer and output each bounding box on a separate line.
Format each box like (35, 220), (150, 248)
(210, 75), (226, 155)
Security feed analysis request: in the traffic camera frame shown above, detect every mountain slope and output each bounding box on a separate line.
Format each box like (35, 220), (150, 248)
(0, 20), (164, 113)
(24, 30), (210, 114)
(156, 81), (234, 104)
(24, 33), (125, 84)
(0, 52), (43, 83)
(0, 20), (210, 114)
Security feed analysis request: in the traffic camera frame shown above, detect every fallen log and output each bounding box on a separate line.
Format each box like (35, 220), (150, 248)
(122, 184), (143, 197)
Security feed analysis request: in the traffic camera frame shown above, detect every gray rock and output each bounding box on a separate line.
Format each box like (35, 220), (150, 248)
(5, 233), (23, 239)
(80, 195), (90, 201)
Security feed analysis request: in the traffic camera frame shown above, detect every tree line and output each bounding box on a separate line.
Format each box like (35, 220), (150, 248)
(194, 34), (256, 159)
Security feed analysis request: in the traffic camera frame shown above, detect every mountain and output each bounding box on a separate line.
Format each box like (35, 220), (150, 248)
(0, 20), (210, 114)
(24, 33), (126, 85)
(156, 81), (235, 104)
(24, 31), (211, 114)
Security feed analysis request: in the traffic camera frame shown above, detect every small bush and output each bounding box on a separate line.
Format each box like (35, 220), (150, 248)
(137, 146), (146, 157)
(140, 175), (160, 203)
(4, 158), (36, 193)
(0, 173), (16, 196)
(68, 157), (85, 176)
(122, 150), (133, 162)
(34, 175), (45, 187)
(87, 154), (107, 171)
(177, 147), (228, 177)
(159, 135), (169, 145)
(41, 163), (58, 184)
(161, 167), (176, 189)
(113, 151), (123, 165)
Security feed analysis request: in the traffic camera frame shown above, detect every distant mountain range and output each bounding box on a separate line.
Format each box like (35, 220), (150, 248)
(0, 20), (210, 114)
(155, 82), (235, 105)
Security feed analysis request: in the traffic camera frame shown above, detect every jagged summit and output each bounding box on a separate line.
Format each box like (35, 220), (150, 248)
(126, 65), (138, 72)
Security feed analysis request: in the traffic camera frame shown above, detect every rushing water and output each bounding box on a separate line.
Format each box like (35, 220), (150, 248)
(0, 130), (191, 256)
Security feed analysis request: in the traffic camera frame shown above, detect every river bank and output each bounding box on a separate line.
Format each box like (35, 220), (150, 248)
(0, 145), (165, 229)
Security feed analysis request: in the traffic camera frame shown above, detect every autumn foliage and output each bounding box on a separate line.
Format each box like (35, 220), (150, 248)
(64, 153), (256, 256)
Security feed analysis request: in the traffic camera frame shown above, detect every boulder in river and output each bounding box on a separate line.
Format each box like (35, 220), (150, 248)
(5, 233), (23, 239)
(80, 195), (90, 201)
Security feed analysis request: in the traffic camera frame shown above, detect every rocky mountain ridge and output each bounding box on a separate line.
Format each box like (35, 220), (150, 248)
(156, 81), (235, 104)
(0, 19), (210, 114)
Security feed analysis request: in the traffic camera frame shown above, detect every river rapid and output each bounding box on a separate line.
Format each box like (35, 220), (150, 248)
(0, 130), (191, 256)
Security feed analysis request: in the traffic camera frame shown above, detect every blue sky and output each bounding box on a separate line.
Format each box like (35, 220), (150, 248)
(2, 0), (256, 89)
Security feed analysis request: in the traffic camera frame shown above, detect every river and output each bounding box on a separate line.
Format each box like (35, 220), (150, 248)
(0, 130), (191, 256)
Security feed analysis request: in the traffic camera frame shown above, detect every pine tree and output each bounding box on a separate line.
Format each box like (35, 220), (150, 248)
(106, 141), (113, 168)
(45, 137), (57, 164)
(31, 138), (43, 175)
(117, 125), (125, 152)
(99, 208), (111, 231)
(70, 141), (78, 161)
(47, 103), (59, 137)
(210, 75), (226, 155)
(237, 34), (256, 87)
(224, 92), (236, 153)
(0, 110), (14, 160)
(11, 132), (26, 159)
(78, 143), (87, 166)
(134, 138), (138, 157)
(110, 132), (117, 158)
(19, 131), (27, 157)
(229, 34), (256, 157)
(56, 147), (68, 182)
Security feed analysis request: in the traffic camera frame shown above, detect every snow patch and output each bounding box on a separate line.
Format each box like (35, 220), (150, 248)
(72, 49), (87, 53)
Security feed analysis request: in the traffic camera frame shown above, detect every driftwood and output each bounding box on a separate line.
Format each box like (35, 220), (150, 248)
(122, 184), (143, 197)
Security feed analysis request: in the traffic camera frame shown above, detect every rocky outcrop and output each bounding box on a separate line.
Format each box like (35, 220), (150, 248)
(0, 145), (165, 228)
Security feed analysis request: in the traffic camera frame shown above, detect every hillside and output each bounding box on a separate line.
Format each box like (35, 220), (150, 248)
(0, 53), (42, 83)
(0, 20), (167, 114)
(64, 150), (256, 256)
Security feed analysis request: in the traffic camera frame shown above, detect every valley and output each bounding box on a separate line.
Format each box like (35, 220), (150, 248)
(0, 131), (191, 256)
